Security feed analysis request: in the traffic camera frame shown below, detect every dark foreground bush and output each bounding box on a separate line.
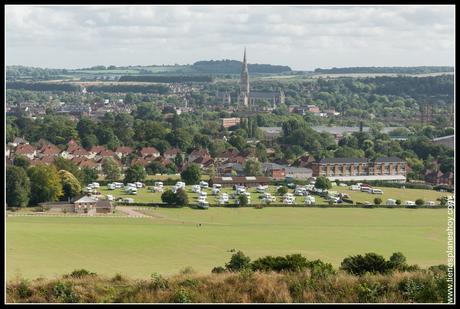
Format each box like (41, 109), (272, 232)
(340, 252), (419, 276)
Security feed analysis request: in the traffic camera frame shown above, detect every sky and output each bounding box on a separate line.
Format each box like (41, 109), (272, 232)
(5, 5), (455, 71)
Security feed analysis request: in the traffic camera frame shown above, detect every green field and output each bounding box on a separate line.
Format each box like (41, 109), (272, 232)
(7, 207), (448, 280)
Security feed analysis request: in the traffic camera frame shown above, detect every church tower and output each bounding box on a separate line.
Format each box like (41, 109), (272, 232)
(238, 48), (250, 107)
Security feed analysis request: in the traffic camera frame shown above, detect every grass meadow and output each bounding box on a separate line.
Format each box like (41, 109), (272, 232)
(6, 207), (448, 280)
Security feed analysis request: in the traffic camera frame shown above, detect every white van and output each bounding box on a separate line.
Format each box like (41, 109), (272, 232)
(213, 184), (222, 189)
(405, 201), (415, 206)
(175, 181), (186, 188)
(192, 185), (201, 193)
(108, 183), (116, 190)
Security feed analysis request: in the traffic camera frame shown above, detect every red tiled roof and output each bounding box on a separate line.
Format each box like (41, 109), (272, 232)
(40, 156), (56, 164)
(140, 147), (160, 156)
(15, 144), (36, 154)
(164, 148), (180, 156)
(99, 149), (115, 157)
(78, 159), (97, 168)
(90, 145), (107, 154)
(71, 147), (89, 156)
(115, 146), (133, 154)
(40, 144), (61, 155)
(131, 158), (150, 167)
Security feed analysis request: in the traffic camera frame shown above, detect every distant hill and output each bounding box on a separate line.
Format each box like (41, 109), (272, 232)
(192, 60), (292, 74)
(314, 66), (454, 75)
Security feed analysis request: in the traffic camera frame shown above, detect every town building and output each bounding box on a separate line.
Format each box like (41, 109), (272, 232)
(312, 157), (407, 182)
(221, 117), (241, 129)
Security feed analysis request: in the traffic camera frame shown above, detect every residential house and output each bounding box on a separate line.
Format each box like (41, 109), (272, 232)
(425, 170), (454, 186)
(38, 144), (61, 158)
(262, 162), (286, 180)
(188, 148), (211, 163)
(140, 147), (160, 158)
(115, 146), (133, 159)
(164, 148), (181, 160)
(217, 162), (244, 176)
(215, 149), (240, 164)
(9, 137), (29, 147)
(15, 144), (37, 160)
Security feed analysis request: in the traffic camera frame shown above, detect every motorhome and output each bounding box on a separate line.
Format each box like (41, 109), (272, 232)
(305, 195), (316, 205)
(372, 189), (383, 194)
(108, 183), (116, 190)
(256, 185), (268, 193)
(91, 182), (100, 188)
(175, 181), (186, 189)
(405, 201), (415, 206)
(360, 186), (372, 193)
(199, 181), (209, 188)
(199, 191), (207, 197)
(211, 188), (220, 195)
(212, 184), (222, 189)
(236, 187), (246, 195)
(426, 201), (436, 206)
(192, 185), (201, 193)
(154, 182), (164, 188)
(135, 182), (143, 188)
(197, 201), (209, 209)
(386, 199), (396, 205)
(350, 185), (361, 191)
(106, 195), (114, 201)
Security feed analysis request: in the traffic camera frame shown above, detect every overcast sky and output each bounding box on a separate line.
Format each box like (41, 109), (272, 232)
(5, 5), (455, 70)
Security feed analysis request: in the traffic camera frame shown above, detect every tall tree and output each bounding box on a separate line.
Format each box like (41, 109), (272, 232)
(124, 163), (147, 183)
(27, 164), (63, 204)
(102, 158), (121, 182)
(6, 166), (30, 207)
(58, 170), (82, 200)
(180, 164), (202, 185)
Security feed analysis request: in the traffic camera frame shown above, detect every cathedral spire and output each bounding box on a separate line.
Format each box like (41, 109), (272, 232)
(240, 47), (249, 94)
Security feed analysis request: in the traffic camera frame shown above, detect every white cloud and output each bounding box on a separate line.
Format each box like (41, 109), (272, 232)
(5, 5), (455, 70)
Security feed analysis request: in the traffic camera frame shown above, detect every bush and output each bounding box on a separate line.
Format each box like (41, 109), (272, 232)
(340, 253), (390, 276)
(415, 199), (425, 206)
(373, 198), (382, 205)
(150, 273), (169, 290)
(225, 251), (251, 272)
(238, 195), (248, 206)
(171, 288), (192, 303)
(16, 279), (33, 299)
(395, 199), (402, 206)
(64, 269), (96, 279)
(52, 282), (80, 303)
(211, 266), (226, 274)
(277, 186), (288, 196)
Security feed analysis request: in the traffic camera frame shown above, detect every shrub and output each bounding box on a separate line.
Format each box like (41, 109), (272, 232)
(179, 266), (195, 275)
(150, 273), (169, 290)
(16, 279), (33, 299)
(388, 252), (407, 270)
(277, 186), (288, 196)
(179, 278), (199, 288)
(395, 199), (402, 206)
(211, 266), (226, 274)
(373, 198), (382, 205)
(52, 282), (80, 303)
(340, 253), (390, 276)
(64, 269), (96, 279)
(225, 251), (251, 272)
(238, 195), (248, 206)
(415, 199), (425, 206)
(171, 288), (192, 303)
